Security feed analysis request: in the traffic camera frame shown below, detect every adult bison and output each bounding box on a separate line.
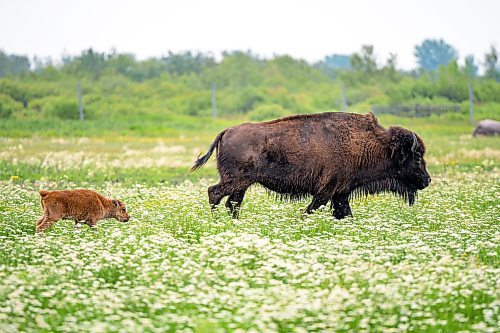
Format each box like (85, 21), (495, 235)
(472, 119), (500, 136)
(191, 112), (431, 219)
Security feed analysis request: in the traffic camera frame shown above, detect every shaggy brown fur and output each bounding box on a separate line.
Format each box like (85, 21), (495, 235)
(191, 111), (431, 219)
(36, 189), (129, 233)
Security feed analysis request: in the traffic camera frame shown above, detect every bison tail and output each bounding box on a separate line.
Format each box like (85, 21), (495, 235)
(39, 190), (49, 210)
(190, 129), (227, 172)
(39, 190), (50, 197)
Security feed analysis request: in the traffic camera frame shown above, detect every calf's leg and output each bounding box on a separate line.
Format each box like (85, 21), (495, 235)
(85, 219), (98, 228)
(36, 207), (63, 233)
(36, 217), (59, 233)
(74, 219), (84, 229)
(36, 216), (45, 226)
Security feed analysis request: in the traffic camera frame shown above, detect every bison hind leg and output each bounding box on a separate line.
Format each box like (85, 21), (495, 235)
(209, 180), (251, 215)
(225, 190), (246, 219)
(36, 208), (63, 233)
(208, 184), (226, 208)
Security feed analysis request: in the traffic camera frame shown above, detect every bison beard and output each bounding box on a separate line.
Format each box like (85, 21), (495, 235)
(191, 112), (430, 219)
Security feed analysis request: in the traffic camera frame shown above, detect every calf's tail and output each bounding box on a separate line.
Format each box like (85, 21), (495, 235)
(190, 129), (227, 172)
(39, 190), (50, 197)
(39, 190), (50, 210)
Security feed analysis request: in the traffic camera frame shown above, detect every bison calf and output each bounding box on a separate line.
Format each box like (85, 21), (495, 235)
(36, 189), (129, 233)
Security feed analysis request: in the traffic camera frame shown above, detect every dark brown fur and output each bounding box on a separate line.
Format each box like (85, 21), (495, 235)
(191, 112), (431, 219)
(36, 189), (129, 233)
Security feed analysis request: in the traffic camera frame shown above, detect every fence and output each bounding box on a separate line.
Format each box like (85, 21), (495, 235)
(371, 104), (461, 117)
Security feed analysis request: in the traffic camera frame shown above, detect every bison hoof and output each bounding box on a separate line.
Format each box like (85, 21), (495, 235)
(333, 211), (353, 220)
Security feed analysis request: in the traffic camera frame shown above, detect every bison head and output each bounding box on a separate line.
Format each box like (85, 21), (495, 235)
(111, 199), (130, 222)
(389, 127), (431, 203)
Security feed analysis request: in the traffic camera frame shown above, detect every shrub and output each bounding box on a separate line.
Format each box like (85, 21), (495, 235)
(467, 101), (500, 120)
(0, 79), (56, 107)
(248, 104), (289, 121)
(475, 79), (500, 103)
(0, 93), (22, 118)
(35, 96), (94, 120)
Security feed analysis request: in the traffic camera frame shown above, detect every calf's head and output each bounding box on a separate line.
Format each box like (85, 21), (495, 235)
(110, 199), (130, 222)
(390, 127), (431, 194)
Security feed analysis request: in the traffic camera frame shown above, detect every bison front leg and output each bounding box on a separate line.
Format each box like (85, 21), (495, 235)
(85, 219), (98, 229)
(305, 193), (332, 214)
(36, 216), (45, 226)
(74, 219), (84, 229)
(36, 217), (58, 233)
(331, 194), (352, 219)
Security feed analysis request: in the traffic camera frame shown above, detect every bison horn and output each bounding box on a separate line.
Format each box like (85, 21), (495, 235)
(411, 133), (418, 153)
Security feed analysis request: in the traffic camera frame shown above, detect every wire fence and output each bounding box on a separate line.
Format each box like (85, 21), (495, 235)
(371, 104), (461, 117)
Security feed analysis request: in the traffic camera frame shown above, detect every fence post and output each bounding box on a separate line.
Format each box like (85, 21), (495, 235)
(468, 81), (474, 125)
(341, 83), (346, 112)
(77, 81), (84, 121)
(106, 96), (109, 119)
(211, 83), (217, 119)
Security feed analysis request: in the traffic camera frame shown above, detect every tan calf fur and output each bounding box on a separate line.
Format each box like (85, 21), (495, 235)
(36, 189), (129, 233)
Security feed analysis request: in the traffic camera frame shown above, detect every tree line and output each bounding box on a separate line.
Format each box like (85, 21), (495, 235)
(0, 39), (499, 120)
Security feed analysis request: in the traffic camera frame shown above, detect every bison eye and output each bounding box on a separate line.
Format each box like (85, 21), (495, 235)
(122, 208), (126, 213)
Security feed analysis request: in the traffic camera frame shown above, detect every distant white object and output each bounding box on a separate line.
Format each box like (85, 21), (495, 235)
(473, 119), (500, 136)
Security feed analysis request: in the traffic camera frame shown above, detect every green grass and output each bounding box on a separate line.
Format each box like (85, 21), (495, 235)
(0, 114), (235, 138)
(0, 160), (216, 186)
(0, 114), (498, 332)
(0, 172), (498, 332)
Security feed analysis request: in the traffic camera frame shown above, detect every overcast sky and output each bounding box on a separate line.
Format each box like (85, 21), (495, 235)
(0, 0), (498, 70)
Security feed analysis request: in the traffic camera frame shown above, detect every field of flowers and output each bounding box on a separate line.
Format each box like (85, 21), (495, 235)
(0, 120), (499, 332)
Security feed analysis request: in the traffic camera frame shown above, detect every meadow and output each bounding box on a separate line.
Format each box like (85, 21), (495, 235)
(0, 114), (499, 332)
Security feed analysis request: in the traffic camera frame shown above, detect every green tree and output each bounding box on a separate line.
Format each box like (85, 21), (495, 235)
(382, 53), (400, 81)
(0, 93), (22, 117)
(162, 51), (215, 76)
(414, 39), (458, 72)
(464, 55), (478, 79)
(436, 61), (468, 101)
(321, 54), (351, 70)
(484, 46), (499, 81)
(350, 45), (377, 74)
(0, 51), (31, 77)
(79, 49), (107, 73)
(314, 54), (351, 79)
(62, 48), (110, 78)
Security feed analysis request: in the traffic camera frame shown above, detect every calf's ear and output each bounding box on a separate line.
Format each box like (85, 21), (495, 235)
(389, 127), (416, 165)
(112, 200), (119, 207)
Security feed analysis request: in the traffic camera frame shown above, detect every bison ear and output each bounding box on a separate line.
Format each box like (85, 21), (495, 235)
(112, 200), (119, 207)
(389, 127), (416, 165)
